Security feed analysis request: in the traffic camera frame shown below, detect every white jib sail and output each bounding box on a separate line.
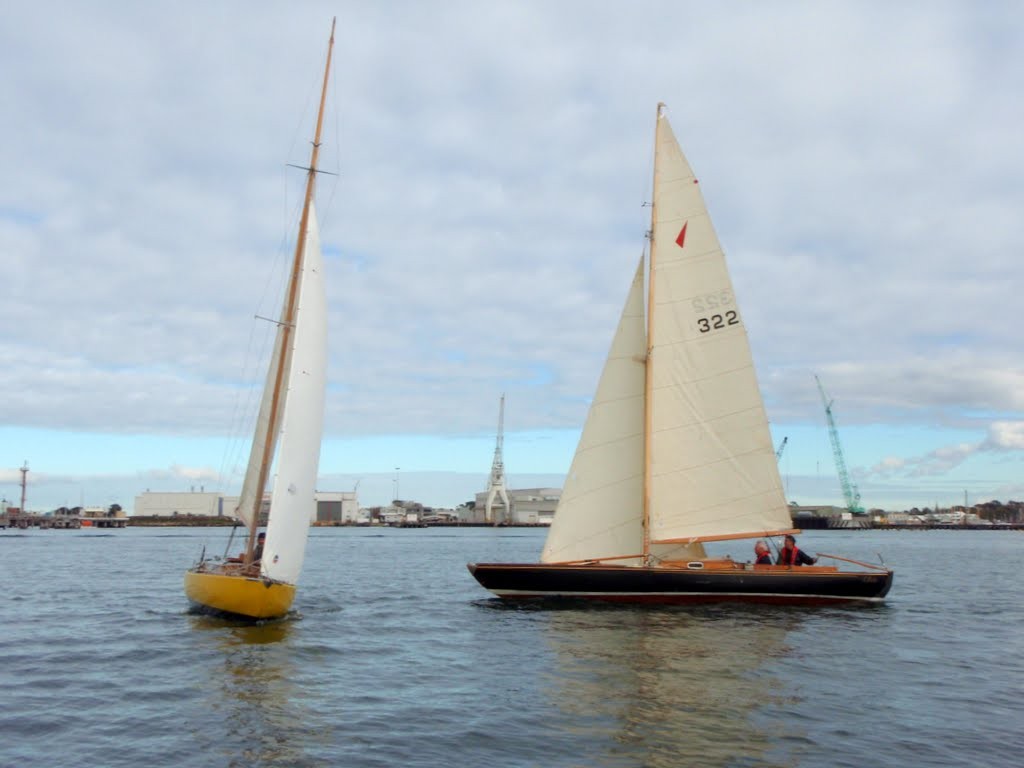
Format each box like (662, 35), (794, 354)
(542, 257), (647, 564)
(235, 276), (292, 532)
(261, 202), (327, 584)
(647, 112), (791, 543)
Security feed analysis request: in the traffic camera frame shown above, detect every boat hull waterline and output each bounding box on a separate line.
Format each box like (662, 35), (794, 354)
(467, 563), (893, 605)
(184, 569), (296, 619)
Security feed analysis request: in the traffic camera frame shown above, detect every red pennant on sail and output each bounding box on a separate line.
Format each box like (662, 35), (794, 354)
(675, 222), (688, 248)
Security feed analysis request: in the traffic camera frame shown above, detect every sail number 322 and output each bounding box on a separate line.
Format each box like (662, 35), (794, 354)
(692, 290), (738, 334)
(697, 312), (739, 333)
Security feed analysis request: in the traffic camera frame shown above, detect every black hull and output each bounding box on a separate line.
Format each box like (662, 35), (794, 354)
(467, 562), (893, 605)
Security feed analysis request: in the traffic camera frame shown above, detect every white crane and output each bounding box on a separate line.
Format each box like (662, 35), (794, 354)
(484, 394), (511, 524)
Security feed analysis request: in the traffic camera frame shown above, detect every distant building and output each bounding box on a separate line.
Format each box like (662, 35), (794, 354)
(218, 495), (272, 523)
(133, 491), (224, 518)
(81, 506), (126, 519)
(881, 512), (925, 525)
(471, 487), (560, 525)
(790, 504), (847, 519)
(315, 491), (359, 524)
(133, 490), (357, 522)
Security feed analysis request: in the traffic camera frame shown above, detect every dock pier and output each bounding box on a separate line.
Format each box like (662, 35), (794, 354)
(0, 513), (128, 530)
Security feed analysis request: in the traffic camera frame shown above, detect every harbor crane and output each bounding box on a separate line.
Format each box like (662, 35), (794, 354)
(814, 375), (865, 514)
(484, 394), (510, 525)
(775, 436), (788, 462)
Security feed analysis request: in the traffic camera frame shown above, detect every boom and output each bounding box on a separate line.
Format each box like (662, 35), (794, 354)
(815, 375), (864, 514)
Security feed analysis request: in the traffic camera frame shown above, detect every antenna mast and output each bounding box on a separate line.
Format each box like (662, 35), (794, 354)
(19, 462), (28, 518)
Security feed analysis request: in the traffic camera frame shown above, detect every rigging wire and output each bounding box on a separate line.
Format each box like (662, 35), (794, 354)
(216, 127), (320, 496)
(214, 35), (336, 521)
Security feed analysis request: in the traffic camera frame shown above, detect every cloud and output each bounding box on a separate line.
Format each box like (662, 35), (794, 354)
(868, 443), (977, 479)
(982, 421), (1024, 451)
(0, 2), (1022, 511)
(0, 468), (28, 485)
(765, 363), (1024, 429)
(869, 420), (1024, 479)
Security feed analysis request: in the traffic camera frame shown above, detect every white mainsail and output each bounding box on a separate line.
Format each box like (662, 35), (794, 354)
(647, 110), (792, 544)
(541, 107), (790, 566)
(261, 202), (327, 585)
(542, 258), (647, 565)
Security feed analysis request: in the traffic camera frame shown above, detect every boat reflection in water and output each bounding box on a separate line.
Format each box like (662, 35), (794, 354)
(540, 606), (799, 767)
(188, 617), (316, 768)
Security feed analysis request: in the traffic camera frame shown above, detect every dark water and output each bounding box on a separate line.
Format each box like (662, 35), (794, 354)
(1, 526), (1021, 767)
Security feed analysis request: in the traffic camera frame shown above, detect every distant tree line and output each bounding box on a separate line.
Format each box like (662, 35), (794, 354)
(902, 500), (1023, 523)
(51, 503), (123, 517)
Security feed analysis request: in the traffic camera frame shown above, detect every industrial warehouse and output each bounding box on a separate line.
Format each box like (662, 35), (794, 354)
(131, 486), (559, 526)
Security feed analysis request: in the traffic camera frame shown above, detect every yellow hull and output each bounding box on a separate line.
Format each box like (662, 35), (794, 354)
(184, 568), (296, 620)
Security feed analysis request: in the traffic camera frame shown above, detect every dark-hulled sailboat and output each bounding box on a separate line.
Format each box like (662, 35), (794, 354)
(468, 105), (893, 605)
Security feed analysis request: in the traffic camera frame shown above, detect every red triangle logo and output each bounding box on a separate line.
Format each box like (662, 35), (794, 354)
(675, 222), (688, 248)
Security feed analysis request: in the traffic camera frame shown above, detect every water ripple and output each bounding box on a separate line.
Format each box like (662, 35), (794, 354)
(1, 527), (1021, 766)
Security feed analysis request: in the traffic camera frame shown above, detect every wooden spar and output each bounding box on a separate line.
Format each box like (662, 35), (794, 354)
(543, 553), (646, 566)
(244, 18), (336, 566)
(815, 552), (891, 572)
(652, 527), (800, 545)
(638, 102), (663, 569)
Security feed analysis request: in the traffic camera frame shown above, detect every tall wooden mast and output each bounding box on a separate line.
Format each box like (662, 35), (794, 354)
(642, 103), (665, 565)
(244, 18), (336, 565)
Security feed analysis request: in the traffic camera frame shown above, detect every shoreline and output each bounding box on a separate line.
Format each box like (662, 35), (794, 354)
(120, 518), (1024, 531)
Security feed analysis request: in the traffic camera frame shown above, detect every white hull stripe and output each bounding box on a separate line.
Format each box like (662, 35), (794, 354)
(490, 589), (885, 602)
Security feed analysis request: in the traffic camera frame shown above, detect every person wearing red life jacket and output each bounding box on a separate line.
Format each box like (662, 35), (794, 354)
(753, 540), (772, 565)
(776, 534), (817, 566)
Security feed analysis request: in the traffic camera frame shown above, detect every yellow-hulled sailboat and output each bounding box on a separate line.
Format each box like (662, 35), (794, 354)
(184, 20), (334, 620)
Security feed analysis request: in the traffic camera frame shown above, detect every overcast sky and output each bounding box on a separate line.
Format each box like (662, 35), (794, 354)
(1, 1), (1021, 512)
